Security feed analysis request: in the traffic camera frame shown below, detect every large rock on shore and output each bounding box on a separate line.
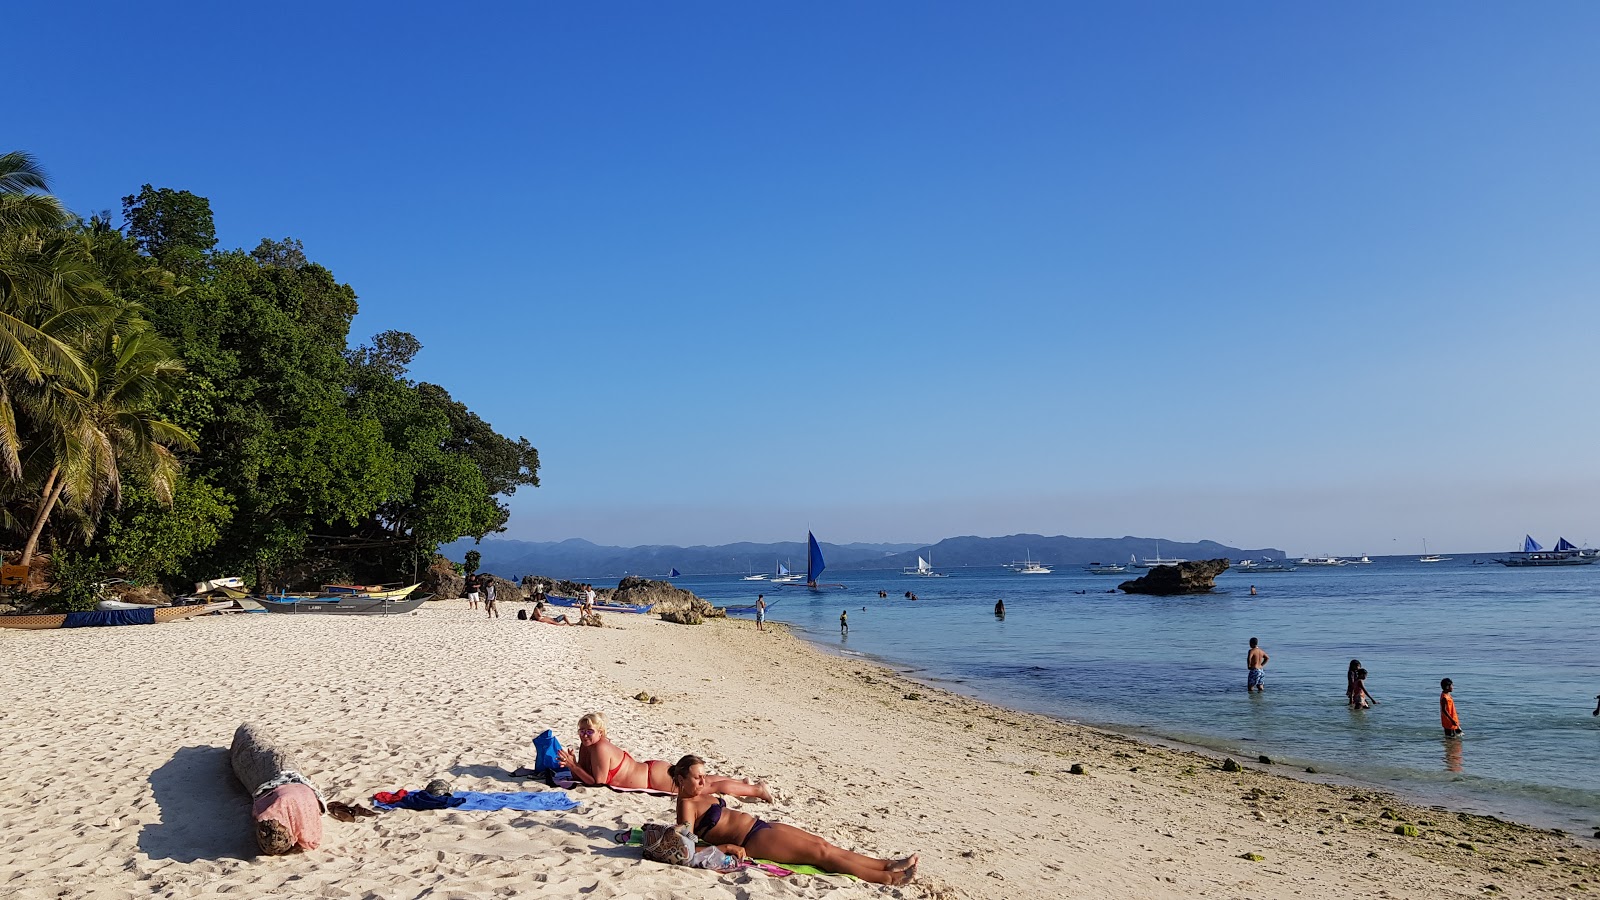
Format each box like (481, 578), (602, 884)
(422, 555), (465, 599)
(611, 576), (725, 623)
(519, 574), (609, 601)
(1118, 558), (1231, 595)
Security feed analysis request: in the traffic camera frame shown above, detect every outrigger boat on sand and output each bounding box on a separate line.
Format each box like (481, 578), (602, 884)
(0, 603), (226, 630)
(257, 593), (431, 615)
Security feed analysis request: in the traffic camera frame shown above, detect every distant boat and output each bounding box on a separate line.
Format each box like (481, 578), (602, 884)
(1135, 543), (1186, 568)
(771, 561), (802, 583)
(1494, 535), (1599, 567)
(1014, 549), (1051, 575)
(788, 531), (844, 590)
(1298, 556), (1349, 567)
(1234, 559), (1258, 570)
(668, 568), (681, 578)
(741, 573), (768, 581)
(1085, 561), (1128, 574)
(1246, 561), (1298, 572)
(903, 553), (948, 577)
(1419, 539), (1450, 563)
(1353, 555), (1373, 564)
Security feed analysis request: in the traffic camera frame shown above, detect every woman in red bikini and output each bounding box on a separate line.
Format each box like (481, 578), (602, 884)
(670, 754), (917, 884)
(557, 712), (772, 799)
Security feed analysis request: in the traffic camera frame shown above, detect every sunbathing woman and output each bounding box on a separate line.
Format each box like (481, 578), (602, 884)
(670, 754), (917, 885)
(556, 712), (772, 799)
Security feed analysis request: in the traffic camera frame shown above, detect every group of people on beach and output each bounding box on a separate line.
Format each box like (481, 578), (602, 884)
(464, 573), (498, 618)
(554, 712), (917, 884)
(1247, 639), (1466, 737)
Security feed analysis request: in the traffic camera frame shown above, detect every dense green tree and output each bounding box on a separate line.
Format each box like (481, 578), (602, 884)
(121, 185), (216, 276)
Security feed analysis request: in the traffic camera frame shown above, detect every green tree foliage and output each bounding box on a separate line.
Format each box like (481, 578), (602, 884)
(4, 155), (538, 599)
(121, 185), (216, 275)
(464, 550), (480, 576)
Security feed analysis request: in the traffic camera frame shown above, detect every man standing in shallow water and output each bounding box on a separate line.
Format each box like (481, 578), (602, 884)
(1246, 637), (1269, 692)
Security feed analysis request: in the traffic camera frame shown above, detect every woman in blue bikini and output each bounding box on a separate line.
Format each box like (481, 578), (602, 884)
(670, 754), (917, 884)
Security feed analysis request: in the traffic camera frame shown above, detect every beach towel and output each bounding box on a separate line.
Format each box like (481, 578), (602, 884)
(614, 827), (854, 879)
(373, 789), (578, 812)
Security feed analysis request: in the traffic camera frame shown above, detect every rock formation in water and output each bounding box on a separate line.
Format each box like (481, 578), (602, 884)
(1118, 558), (1231, 595)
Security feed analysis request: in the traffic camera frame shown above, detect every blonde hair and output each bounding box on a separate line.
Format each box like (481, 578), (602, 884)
(578, 711), (607, 736)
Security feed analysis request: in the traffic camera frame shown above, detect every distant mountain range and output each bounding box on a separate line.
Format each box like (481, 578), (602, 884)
(446, 534), (1284, 580)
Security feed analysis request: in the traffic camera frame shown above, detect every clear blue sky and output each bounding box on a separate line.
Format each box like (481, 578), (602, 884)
(13, 2), (1600, 554)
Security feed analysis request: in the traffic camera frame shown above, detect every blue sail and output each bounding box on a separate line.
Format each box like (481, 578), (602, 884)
(806, 531), (826, 583)
(1554, 537), (1578, 552)
(1522, 535), (1544, 553)
(669, 568), (681, 578)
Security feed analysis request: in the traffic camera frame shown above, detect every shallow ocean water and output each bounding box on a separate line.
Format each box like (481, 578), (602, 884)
(614, 557), (1600, 830)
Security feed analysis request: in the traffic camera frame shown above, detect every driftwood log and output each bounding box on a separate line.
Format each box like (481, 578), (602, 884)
(230, 723), (323, 854)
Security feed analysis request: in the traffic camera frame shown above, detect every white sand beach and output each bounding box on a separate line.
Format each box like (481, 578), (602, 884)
(2, 600), (1595, 899)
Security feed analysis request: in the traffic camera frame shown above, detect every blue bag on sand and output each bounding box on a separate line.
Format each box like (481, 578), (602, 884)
(533, 729), (564, 772)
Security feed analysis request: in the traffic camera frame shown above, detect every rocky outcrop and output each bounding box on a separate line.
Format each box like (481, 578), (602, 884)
(1118, 558), (1231, 595)
(422, 555), (465, 599)
(520, 574), (609, 602)
(610, 576), (725, 623)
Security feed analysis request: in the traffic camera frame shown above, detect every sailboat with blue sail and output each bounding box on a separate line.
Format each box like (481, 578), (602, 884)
(668, 568), (681, 578)
(780, 531), (845, 590)
(1494, 535), (1599, 567)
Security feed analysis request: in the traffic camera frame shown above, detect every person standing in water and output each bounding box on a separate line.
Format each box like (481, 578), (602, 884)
(755, 594), (766, 633)
(839, 609), (848, 636)
(994, 598), (1005, 617)
(1440, 678), (1463, 736)
(1246, 637), (1269, 693)
(1351, 668), (1377, 708)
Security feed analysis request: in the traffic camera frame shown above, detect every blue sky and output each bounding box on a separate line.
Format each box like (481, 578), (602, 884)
(13, 2), (1600, 554)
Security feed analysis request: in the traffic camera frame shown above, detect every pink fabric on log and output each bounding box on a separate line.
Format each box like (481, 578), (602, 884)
(253, 783), (323, 850)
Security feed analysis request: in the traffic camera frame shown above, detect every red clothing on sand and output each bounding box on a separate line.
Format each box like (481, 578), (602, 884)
(253, 782), (323, 850)
(1440, 692), (1461, 732)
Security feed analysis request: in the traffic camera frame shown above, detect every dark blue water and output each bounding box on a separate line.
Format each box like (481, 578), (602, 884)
(655, 556), (1600, 831)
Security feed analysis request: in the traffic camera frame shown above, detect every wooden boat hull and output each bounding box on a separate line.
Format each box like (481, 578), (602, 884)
(257, 593), (431, 615)
(0, 603), (224, 630)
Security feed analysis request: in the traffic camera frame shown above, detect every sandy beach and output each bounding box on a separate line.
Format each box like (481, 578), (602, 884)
(2, 600), (1596, 899)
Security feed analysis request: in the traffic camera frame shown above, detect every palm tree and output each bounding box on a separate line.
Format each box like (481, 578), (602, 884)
(0, 151), (68, 232)
(18, 320), (194, 565)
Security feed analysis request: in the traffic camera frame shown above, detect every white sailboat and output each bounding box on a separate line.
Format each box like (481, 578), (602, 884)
(903, 552), (948, 577)
(1419, 539), (1450, 563)
(770, 560), (802, 583)
(1135, 542), (1187, 568)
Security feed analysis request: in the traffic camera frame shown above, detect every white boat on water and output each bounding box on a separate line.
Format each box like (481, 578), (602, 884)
(770, 561), (802, 583)
(1234, 559), (1258, 570)
(1135, 543), (1186, 568)
(1298, 556), (1349, 567)
(1085, 560), (1128, 574)
(1353, 555), (1373, 564)
(1013, 550), (1051, 574)
(903, 553), (948, 577)
(742, 573), (768, 581)
(1247, 561), (1298, 572)
(1419, 539), (1450, 563)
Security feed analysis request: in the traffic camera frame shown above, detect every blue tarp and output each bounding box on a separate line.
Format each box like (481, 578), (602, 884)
(62, 608), (156, 627)
(376, 789), (578, 812)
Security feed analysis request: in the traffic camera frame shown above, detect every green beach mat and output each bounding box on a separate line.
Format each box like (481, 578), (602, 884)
(616, 827), (858, 880)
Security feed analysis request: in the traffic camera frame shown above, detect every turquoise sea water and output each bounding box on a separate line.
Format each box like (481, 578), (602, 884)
(649, 557), (1600, 832)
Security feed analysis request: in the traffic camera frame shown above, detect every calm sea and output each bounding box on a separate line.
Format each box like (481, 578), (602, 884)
(651, 557), (1600, 832)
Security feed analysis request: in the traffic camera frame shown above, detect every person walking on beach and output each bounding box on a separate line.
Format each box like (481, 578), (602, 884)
(465, 573), (480, 611)
(755, 594), (766, 632)
(1246, 637), (1269, 692)
(840, 609), (848, 636)
(583, 584), (597, 616)
(483, 577), (498, 618)
(1440, 678), (1463, 736)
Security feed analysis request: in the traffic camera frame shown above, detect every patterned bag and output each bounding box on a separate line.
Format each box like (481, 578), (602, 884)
(640, 822), (693, 866)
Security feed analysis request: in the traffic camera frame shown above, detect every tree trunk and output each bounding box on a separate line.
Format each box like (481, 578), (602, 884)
(19, 467), (63, 567)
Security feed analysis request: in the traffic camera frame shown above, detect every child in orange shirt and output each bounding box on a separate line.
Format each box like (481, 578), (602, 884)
(1440, 678), (1463, 737)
